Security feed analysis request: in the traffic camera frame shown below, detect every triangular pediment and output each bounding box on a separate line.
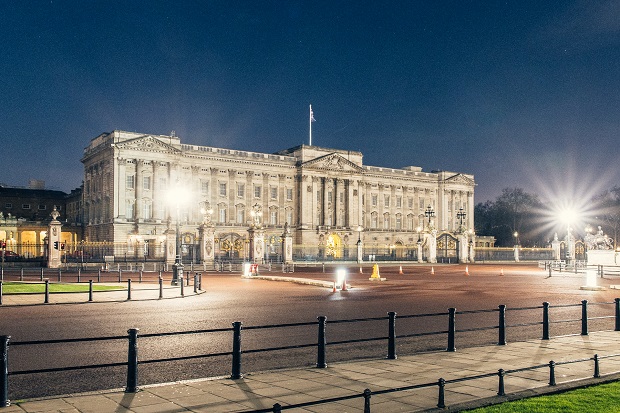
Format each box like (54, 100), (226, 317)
(115, 135), (180, 154)
(445, 173), (475, 186)
(301, 153), (363, 172)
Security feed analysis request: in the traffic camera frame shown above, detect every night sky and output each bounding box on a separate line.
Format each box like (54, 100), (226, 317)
(2, 1), (619, 203)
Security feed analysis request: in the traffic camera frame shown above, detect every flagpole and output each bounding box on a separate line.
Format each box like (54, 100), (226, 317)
(309, 104), (312, 146)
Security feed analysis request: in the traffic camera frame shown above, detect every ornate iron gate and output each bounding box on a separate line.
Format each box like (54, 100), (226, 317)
(436, 232), (458, 263)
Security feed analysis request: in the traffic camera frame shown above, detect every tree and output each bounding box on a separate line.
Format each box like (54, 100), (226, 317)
(475, 188), (544, 247)
(592, 187), (620, 249)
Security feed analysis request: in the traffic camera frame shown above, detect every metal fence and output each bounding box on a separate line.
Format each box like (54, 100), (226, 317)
(2, 298), (619, 407)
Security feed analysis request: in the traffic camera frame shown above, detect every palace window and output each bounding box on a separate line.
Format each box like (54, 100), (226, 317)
(408, 197), (413, 208)
(38, 205), (46, 210)
(126, 175), (135, 190)
(370, 212), (378, 229)
(371, 194), (378, 207)
(270, 210), (278, 225)
(286, 209), (293, 225)
(237, 183), (245, 198)
(396, 196), (402, 208)
(384, 195), (390, 208)
(143, 200), (152, 220)
(218, 206), (226, 223)
(143, 176), (151, 190)
(286, 188), (293, 201)
(254, 185), (262, 198)
(219, 183), (227, 197)
(396, 214), (402, 230)
(200, 180), (209, 194)
(126, 199), (134, 219)
(270, 187), (278, 200)
(236, 205), (245, 224)
(383, 213), (390, 230)
(159, 177), (168, 191)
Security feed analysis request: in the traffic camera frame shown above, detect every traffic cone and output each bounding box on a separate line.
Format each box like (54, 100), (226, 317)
(465, 266), (469, 276)
(499, 268), (504, 276)
(360, 266), (363, 274)
(399, 265), (403, 274)
(342, 278), (348, 291)
(333, 281), (338, 292)
(431, 266), (435, 275)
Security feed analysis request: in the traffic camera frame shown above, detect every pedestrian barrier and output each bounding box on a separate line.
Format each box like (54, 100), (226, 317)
(2, 298), (620, 406)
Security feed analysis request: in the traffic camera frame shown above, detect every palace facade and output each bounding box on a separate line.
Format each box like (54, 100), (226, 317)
(81, 130), (475, 262)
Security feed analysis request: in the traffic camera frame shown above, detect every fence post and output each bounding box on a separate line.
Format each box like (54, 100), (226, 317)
(20, 268), (23, 281)
(447, 308), (456, 352)
(317, 315), (327, 368)
(125, 328), (139, 393)
(194, 274), (198, 294)
(615, 298), (620, 331)
(159, 276), (163, 299)
(77, 268), (81, 283)
(88, 280), (93, 302)
(127, 279), (132, 301)
(139, 270), (142, 283)
(58, 268), (61, 282)
(437, 378), (446, 408)
(1, 335), (9, 407)
(198, 273), (202, 290)
(387, 311), (397, 359)
(40, 267), (44, 281)
(594, 354), (600, 378)
(542, 302), (550, 340)
(581, 300), (588, 336)
(44, 279), (49, 304)
(497, 369), (505, 396)
(231, 321), (243, 379)
(548, 360), (556, 386)
(118, 268), (122, 283)
(97, 268), (101, 283)
(363, 388), (372, 413)
(498, 304), (506, 345)
(180, 276), (184, 297)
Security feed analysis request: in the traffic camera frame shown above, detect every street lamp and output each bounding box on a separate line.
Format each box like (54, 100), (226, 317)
(513, 231), (519, 247)
(168, 184), (191, 286)
(456, 207), (466, 232)
(425, 205), (435, 227)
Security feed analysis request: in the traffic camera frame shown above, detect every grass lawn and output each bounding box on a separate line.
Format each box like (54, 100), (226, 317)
(464, 381), (620, 412)
(1, 282), (124, 294)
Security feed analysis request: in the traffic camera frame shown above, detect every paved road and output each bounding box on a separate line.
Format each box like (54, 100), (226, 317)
(1, 263), (618, 400)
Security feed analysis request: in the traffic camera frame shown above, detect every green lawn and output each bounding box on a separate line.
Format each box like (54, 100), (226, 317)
(464, 381), (620, 412)
(1, 282), (124, 294)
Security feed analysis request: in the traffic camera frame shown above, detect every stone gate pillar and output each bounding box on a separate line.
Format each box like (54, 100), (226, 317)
(458, 233), (469, 263)
(551, 233), (561, 261)
(47, 207), (62, 269)
(199, 224), (215, 265)
(248, 227), (265, 264)
(282, 223), (293, 264)
(427, 230), (437, 264)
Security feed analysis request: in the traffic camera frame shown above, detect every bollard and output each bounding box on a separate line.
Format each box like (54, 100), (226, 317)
(193, 274), (198, 294)
(186, 274), (190, 287)
(159, 277), (163, 299)
(98, 268), (101, 283)
(317, 315), (327, 368)
(548, 360), (556, 386)
(77, 268), (81, 283)
(139, 270), (142, 283)
(20, 268), (23, 281)
(497, 369), (505, 396)
(180, 277), (184, 297)
(198, 273), (202, 291)
(363, 388), (372, 413)
(0, 267), (2, 281)
(1, 335), (10, 407)
(127, 279), (132, 300)
(58, 268), (61, 282)
(88, 280), (93, 302)
(542, 302), (550, 340)
(581, 300), (588, 336)
(322, 263), (325, 273)
(158, 270), (162, 280)
(118, 269), (122, 283)
(44, 279), (50, 303)
(231, 321), (243, 379)
(498, 304), (506, 345)
(272, 403), (282, 413)
(437, 378), (446, 408)
(594, 354), (600, 378)
(125, 328), (139, 393)
(0, 281), (2, 306)
(40, 267), (44, 281)
(387, 312), (397, 360)
(447, 308), (456, 352)
(615, 298), (620, 331)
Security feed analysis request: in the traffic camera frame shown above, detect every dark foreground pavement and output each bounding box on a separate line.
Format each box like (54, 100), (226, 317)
(4, 330), (620, 412)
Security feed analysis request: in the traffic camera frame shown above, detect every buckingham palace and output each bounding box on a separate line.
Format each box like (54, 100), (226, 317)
(81, 130), (475, 264)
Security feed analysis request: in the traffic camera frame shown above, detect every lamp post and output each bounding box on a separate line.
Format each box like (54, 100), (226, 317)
(456, 207), (466, 232)
(513, 231), (519, 247)
(425, 205), (435, 228)
(171, 198), (183, 285)
(356, 225), (363, 263)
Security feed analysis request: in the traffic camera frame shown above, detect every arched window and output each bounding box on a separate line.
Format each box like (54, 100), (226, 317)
(370, 212), (378, 229)
(383, 213), (390, 230)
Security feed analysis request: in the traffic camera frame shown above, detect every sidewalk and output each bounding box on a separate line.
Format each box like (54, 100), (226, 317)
(4, 330), (620, 412)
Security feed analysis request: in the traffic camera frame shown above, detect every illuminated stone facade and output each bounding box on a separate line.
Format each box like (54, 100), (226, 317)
(81, 130), (475, 261)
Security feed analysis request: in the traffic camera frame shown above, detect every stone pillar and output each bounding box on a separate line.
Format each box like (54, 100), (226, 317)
(551, 233), (561, 260)
(458, 233), (469, 263)
(426, 230), (437, 264)
(199, 224), (215, 265)
(47, 208), (62, 269)
(282, 224), (293, 264)
(357, 237), (363, 263)
(514, 246), (520, 262)
(248, 227), (265, 264)
(468, 238), (475, 263)
(417, 240), (423, 263)
(165, 226), (176, 265)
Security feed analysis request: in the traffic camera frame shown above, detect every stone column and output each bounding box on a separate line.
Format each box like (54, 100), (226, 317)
(426, 230), (437, 264)
(282, 224), (293, 264)
(551, 233), (561, 260)
(164, 224), (176, 265)
(47, 208), (63, 269)
(248, 226), (265, 264)
(417, 240), (423, 263)
(199, 224), (215, 265)
(458, 233), (469, 263)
